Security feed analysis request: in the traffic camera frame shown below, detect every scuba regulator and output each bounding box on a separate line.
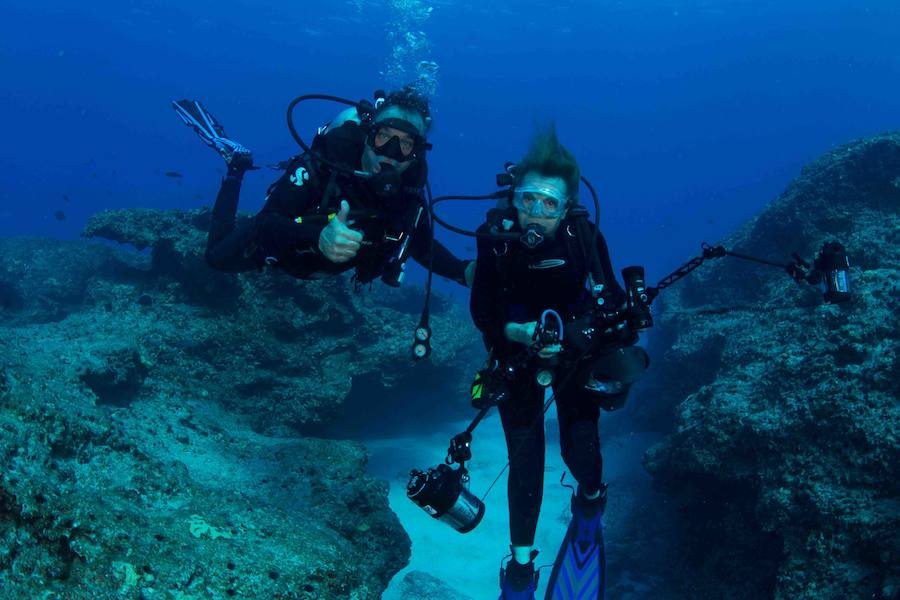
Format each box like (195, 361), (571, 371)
(369, 163), (404, 202)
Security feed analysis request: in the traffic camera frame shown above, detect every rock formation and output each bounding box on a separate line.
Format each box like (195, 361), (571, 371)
(642, 133), (899, 598)
(0, 206), (482, 599)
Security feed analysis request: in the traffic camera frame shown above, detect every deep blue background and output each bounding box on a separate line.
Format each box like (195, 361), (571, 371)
(1, 0), (897, 294)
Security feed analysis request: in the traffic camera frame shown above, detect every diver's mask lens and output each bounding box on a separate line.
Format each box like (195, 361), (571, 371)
(374, 129), (415, 158)
(367, 118), (424, 163)
(512, 189), (567, 218)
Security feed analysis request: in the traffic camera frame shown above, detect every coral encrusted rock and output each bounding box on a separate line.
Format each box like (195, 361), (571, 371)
(642, 133), (900, 599)
(0, 207), (483, 598)
(83, 207), (479, 432)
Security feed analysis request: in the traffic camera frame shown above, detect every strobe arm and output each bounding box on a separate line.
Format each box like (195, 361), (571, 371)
(646, 241), (851, 304)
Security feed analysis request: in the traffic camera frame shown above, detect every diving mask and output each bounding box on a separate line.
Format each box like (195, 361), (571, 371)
(512, 176), (569, 218)
(367, 117), (425, 163)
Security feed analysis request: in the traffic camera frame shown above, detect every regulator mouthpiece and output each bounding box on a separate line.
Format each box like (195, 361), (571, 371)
(369, 163), (402, 198)
(520, 224), (545, 249)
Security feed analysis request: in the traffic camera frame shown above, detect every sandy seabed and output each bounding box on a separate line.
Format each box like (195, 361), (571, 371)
(366, 401), (656, 599)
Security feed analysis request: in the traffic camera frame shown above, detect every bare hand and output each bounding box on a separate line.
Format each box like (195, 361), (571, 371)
(464, 261), (477, 288)
(318, 201), (363, 263)
(537, 344), (562, 358)
(504, 322), (537, 345)
(504, 321), (562, 356)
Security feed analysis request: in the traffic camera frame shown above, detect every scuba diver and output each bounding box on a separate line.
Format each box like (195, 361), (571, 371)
(408, 128), (851, 600)
(172, 86), (475, 289)
(469, 127), (648, 599)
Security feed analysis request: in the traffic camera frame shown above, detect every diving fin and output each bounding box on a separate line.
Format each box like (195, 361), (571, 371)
(544, 486), (607, 599)
(172, 99), (254, 169)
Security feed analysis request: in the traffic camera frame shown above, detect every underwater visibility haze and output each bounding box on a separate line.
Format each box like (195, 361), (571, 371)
(0, 0), (898, 599)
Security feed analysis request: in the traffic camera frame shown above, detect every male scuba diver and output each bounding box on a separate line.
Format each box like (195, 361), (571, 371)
(173, 86), (474, 288)
(469, 127), (648, 599)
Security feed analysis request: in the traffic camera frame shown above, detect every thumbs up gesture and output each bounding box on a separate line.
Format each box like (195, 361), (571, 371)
(318, 200), (364, 263)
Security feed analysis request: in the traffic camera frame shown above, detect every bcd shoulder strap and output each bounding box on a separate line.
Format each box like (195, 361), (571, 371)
(565, 206), (608, 295)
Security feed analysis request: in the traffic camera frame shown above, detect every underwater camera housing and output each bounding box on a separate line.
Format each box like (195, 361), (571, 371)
(407, 464), (485, 533)
(622, 266), (654, 330)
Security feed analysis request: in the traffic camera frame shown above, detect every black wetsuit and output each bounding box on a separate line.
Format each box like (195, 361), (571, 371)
(205, 121), (469, 286)
(470, 208), (625, 547)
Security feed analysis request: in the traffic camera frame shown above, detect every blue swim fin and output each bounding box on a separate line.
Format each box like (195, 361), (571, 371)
(172, 99), (253, 169)
(544, 486), (607, 600)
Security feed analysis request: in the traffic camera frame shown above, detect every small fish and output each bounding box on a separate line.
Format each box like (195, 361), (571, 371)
(266, 160), (292, 171)
(165, 171), (183, 178)
(54, 210), (66, 221)
(194, 193), (202, 199)
(62, 194), (70, 203)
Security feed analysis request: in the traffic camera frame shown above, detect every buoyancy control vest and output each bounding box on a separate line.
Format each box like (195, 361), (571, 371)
(483, 206), (611, 310)
(273, 121), (429, 284)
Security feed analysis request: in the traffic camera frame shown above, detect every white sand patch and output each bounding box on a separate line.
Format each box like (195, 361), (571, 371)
(365, 397), (659, 599)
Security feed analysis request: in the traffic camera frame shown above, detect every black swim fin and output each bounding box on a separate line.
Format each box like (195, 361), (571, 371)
(172, 99), (253, 169)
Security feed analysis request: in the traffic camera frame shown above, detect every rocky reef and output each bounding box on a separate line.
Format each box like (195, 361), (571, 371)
(642, 133), (900, 598)
(0, 207), (481, 598)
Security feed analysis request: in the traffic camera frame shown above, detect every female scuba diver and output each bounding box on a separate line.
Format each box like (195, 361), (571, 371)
(469, 126), (647, 600)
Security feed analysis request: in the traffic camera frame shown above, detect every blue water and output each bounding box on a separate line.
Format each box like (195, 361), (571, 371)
(2, 2), (897, 597)
(2, 1), (897, 291)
